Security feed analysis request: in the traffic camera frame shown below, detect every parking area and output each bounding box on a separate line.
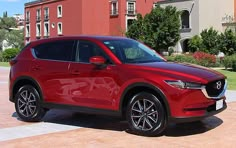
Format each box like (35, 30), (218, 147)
(0, 67), (236, 147)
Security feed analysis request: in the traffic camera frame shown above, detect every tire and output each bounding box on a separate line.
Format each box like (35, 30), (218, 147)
(15, 85), (46, 122)
(126, 92), (167, 136)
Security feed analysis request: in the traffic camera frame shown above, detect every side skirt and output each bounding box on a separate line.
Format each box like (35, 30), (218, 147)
(42, 103), (122, 117)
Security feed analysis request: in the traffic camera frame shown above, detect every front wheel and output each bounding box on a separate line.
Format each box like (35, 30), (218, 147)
(126, 92), (167, 136)
(15, 85), (46, 122)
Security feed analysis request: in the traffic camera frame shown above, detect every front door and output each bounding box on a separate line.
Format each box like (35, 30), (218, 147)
(68, 40), (120, 110)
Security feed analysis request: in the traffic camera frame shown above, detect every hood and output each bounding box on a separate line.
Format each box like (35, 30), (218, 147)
(131, 62), (225, 83)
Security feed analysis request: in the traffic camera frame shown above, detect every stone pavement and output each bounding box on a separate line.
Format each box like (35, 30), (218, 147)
(0, 67), (236, 147)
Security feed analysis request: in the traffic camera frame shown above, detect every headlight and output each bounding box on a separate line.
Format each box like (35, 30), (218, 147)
(165, 80), (204, 89)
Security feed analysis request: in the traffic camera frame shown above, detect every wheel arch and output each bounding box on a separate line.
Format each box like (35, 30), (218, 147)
(10, 76), (43, 102)
(119, 82), (171, 118)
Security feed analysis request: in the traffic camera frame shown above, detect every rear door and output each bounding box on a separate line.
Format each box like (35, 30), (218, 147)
(31, 39), (76, 104)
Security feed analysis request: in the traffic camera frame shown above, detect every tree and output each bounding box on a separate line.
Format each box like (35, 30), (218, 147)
(188, 35), (203, 53)
(0, 17), (17, 31)
(6, 30), (24, 49)
(0, 29), (7, 50)
(200, 27), (219, 54)
(217, 29), (236, 55)
(126, 5), (181, 52)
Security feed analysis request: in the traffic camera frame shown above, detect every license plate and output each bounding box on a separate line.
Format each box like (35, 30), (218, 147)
(216, 100), (223, 110)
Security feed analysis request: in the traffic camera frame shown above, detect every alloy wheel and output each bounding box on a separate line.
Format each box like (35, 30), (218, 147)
(17, 90), (37, 117)
(131, 99), (158, 131)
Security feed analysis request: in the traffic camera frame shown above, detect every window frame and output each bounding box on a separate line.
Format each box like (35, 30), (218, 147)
(57, 22), (63, 35)
(57, 5), (62, 18)
(36, 23), (41, 37)
(110, 1), (118, 16)
(32, 40), (76, 62)
(44, 22), (50, 37)
(74, 40), (114, 65)
(25, 24), (30, 38)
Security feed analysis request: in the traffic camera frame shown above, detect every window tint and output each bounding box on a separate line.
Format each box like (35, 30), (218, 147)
(34, 40), (75, 61)
(77, 40), (111, 64)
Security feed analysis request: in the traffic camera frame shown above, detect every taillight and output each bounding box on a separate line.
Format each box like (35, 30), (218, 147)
(9, 59), (17, 66)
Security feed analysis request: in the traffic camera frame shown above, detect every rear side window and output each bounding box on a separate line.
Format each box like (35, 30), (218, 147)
(33, 40), (75, 61)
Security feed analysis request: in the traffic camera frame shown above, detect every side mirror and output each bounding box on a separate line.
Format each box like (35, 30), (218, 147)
(89, 56), (106, 65)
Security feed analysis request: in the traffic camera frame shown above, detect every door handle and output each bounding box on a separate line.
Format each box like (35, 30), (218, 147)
(71, 70), (80, 75)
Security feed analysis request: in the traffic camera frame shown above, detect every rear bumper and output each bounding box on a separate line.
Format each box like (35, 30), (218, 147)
(169, 101), (227, 123)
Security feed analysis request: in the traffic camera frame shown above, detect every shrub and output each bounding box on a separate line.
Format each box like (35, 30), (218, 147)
(188, 35), (202, 53)
(193, 51), (216, 67)
(223, 54), (236, 71)
(2, 48), (20, 61)
(166, 54), (197, 64)
(0, 51), (3, 62)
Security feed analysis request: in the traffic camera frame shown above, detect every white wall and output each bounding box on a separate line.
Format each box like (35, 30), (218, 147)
(199, 0), (234, 32)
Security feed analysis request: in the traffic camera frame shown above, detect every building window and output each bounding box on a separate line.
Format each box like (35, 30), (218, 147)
(127, 1), (136, 15)
(110, 1), (118, 16)
(25, 24), (30, 38)
(25, 11), (30, 23)
(181, 10), (190, 29)
(57, 22), (62, 35)
(36, 23), (41, 38)
(36, 9), (41, 22)
(57, 5), (62, 18)
(44, 22), (50, 37)
(44, 7), (49, 21)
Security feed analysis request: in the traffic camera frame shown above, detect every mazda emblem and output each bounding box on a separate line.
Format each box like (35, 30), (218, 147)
(215, 81), (222, 90)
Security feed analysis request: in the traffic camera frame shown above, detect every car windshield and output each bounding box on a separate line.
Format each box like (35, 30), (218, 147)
(103, 39), (165, 63)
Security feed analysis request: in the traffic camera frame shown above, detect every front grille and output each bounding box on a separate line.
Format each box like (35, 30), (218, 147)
(205, 79), (225, 97)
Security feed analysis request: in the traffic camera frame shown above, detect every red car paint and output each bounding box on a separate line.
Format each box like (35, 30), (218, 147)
(9, 36), (227, 123)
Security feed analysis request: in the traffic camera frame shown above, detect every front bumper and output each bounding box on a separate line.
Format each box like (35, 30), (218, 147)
(169, 100), (227, 123)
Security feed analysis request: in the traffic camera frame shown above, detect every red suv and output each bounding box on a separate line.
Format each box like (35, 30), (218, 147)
(9, 36), (227, 136)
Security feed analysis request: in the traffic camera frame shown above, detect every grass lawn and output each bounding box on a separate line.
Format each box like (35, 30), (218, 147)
(216, 69), (236, 90)
(0, 62), (9, 67)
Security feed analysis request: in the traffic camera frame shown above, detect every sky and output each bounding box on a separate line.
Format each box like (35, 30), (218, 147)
(0, 0), (30, 16)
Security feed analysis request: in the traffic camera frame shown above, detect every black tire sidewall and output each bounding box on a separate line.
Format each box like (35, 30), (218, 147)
(126, 92), (167, 136)
(15, 85), (45, 122)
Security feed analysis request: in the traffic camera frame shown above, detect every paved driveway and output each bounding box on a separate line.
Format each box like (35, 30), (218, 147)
(0, 67), (236, 147)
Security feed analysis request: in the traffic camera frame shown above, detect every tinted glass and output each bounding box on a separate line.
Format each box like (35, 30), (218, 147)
(77, 40), (111, 64)
(34, 40), (75, 61)
(103, 39), (165, 63)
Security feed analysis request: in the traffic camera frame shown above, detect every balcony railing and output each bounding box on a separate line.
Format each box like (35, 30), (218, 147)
(36, 16), (41, 22)
(44, 15), (49, 21)
(110, 9), (118, 16)
(25, 18), (30, 23)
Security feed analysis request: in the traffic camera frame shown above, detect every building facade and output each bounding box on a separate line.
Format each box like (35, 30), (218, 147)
(24, 0), (159, 44)
(155, 0), (235, 53)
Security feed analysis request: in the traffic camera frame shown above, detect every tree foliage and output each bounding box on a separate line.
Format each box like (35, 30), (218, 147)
(0, 14), (24, 50)
(126, 5), (181, 52)
(200, 27), (219, 54)
(188, 35), (202, 53)
(217, 29), (236, 55)
(188, 27), (236, 55)
(6, 30), (24, 49)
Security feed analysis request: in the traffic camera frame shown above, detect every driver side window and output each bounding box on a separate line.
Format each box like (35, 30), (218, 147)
(76, 40), (112, 64)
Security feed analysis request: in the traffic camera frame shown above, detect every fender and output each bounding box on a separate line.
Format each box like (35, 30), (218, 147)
(119, 82), (171, 117)
(10, 76), (44, 102)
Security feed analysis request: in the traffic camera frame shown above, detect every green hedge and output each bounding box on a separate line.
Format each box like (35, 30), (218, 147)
(1, 48), (20, 62)
(223, 54), (236, 71)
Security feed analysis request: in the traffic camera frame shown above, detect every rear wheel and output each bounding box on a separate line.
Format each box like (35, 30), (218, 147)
(15, 85), (46, 122)
(126, 92), (167, 136)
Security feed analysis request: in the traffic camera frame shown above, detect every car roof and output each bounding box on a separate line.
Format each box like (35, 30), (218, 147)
(29, 35), (129, 45)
